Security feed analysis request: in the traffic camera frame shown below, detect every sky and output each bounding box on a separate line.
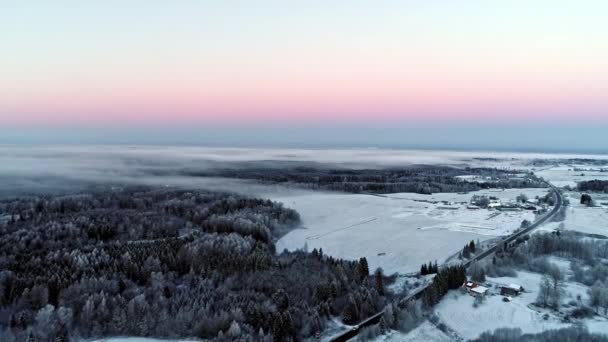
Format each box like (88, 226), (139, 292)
(1, 1), (607, 151)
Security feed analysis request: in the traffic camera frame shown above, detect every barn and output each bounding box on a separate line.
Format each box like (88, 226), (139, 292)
(500, 284), (523, 296)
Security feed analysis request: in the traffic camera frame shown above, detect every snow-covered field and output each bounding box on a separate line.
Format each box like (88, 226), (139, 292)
(538, 191), (608, 237)
(559, 192), (608, 237)
(435, 291), (567, 340)
(375, 321), (451, 342)
(534, 165), (608, 188)
(270, 188), (547, 274)
(88, 339), (196, 342)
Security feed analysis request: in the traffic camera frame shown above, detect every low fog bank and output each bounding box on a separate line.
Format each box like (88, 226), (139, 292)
(0, 145), (378, 199)
(1, 145), (606, 199)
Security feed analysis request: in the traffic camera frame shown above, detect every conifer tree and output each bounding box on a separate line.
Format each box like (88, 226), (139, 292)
(463, 245), (471, 258)
(358, 257), (369, 280)
(375, 268), (385, 295)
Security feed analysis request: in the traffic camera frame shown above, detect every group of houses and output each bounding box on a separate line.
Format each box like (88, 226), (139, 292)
(468, 195), (541, 212)
(463, 281), (523, 299)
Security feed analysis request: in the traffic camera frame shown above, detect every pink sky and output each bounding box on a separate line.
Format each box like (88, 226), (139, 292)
(2, 1), (607, 128)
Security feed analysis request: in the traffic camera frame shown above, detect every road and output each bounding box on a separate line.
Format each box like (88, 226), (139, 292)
(328, 185), (562, 342)
(462, 185), (562, 268)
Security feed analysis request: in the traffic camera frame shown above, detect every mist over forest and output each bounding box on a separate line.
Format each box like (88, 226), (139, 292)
(0, 145), (564, 199)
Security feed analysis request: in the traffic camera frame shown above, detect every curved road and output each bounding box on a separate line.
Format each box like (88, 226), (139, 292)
(329, 184), (562, 342)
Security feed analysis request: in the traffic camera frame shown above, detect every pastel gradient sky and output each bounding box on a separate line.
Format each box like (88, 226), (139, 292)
(1, 1), (607, 150)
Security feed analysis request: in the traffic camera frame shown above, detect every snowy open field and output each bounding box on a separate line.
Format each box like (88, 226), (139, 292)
(88, 339), (196, 342)
(536, 191), (608, 237)
(375, 321), (451, 342)
(270, 188), (548, 274)
(560, 192), (608, 237)
(534, 165), (608, 188)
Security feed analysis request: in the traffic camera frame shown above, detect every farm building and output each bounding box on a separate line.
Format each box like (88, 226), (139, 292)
(463, 281), (488, 297)
(488, 202), (502, 209)
(499, 284), (523, 296)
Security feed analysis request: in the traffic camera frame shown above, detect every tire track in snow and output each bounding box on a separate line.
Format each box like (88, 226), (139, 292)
(306, 217), (378, 240)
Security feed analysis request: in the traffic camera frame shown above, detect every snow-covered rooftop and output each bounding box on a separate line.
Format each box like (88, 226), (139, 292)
(508, 283), (522, 290)
(471, 286), (488, 294)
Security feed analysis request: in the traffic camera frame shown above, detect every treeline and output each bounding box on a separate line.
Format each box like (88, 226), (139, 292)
(420, 261), (438, 275)
(422, 265), (467, 307)
(578, 180), (608, 193)
(474, 326), (608, 342)
(185, 166), (545, 195)
(0, 188), (385, 341)
(461, 240), (477, 259)
(490, 231), (608, 279)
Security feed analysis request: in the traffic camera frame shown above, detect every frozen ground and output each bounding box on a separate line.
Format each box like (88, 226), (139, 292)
(434, 272), (563, 340)
(587, 319), (608, 335)
(374, 321), (451, 342)
(536, 191), (608, 237)
(559, 192), (608, 237)
(534, 165), (608, 188)
(433, 269), (604, 340)
(270, 188), (548, 274)
(88, 339), (196, 342)
(530, 191), (608, 238)
(384, 189), (546, 236)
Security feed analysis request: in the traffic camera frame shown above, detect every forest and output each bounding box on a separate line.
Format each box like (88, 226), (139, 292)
(474, 326), (608, 342)
(185, 166), (546, 194)
(0, 188), (385, 341)
(578, 180), (608, 193)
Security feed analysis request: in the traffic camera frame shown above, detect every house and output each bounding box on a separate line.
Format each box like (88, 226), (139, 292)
(463, 281), (488, 297)
(500, 284), (523, 296)
(488, 202), (501, 209)
(497, 203), (521, 211)
(470, 286), (488, 297)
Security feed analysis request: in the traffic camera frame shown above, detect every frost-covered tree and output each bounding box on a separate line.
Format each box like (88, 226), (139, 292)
(0, 188), (382, 341)
(468, 260), (486, 282)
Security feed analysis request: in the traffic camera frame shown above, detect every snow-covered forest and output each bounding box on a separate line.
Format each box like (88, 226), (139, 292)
(0, 188), (384, 341)
(189, 166), (547, 194)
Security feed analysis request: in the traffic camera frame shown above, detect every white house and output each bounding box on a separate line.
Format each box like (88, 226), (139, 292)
(464, 281), (488, 297)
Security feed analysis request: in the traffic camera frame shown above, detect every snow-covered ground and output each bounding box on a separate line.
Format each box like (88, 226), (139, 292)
(530, 191), (608, 238)
(270, 188), (547, 274)
(432, 269), (607, 340)
(534, 165), (608, 188)
(559, 192), (608, 237)
(374, 321), (451, 342)
(434, 272), (564, 340)
(586, 319), (608, 335)
(88, 339), (196, 342)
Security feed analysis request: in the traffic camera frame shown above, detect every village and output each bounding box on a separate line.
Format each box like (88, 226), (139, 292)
(466, 194), (546, 212)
